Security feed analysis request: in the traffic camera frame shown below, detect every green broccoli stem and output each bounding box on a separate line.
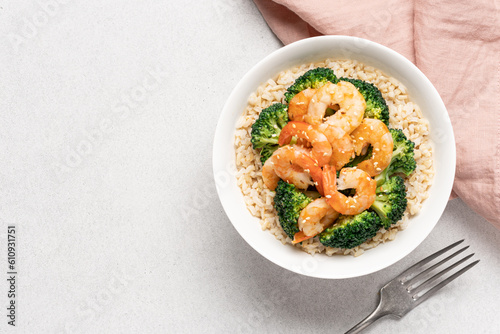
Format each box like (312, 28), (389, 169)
(257, 138), (279, 146)
(374, 169), (388, 186)
(261, 136), (296, 149)
(370, 201), (393, 229)
(370, 201), (387, 220)
(375, 143), (406, 185)
(391, 145), (405, 163)
(374, 194), (390, 201)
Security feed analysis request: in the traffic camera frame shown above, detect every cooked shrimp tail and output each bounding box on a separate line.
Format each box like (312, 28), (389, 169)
(292, 231), (313, 244)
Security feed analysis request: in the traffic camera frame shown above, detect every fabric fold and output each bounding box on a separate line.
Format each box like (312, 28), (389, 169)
(252, 0), (500, 229)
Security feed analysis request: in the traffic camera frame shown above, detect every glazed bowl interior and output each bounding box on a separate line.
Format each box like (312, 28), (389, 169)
(213, 36), (455, 279)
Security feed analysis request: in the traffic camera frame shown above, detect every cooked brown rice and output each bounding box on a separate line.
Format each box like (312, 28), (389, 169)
(234, 59), (434, 256)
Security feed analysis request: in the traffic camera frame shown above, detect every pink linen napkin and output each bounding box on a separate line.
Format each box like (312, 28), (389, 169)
(253, 0), (500, 229)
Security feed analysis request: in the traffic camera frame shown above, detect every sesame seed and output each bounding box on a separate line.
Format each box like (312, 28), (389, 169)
(292, 124), (296, 128)
(314, 182), (319, 185)
(375, 148), (380, 151)
(359, 137), (364, 141)
(376, 167), (381, 171)
(326, 195), (332, 198)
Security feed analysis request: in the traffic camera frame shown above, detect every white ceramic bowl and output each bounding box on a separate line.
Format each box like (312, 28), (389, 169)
(213, 36), (455, 279)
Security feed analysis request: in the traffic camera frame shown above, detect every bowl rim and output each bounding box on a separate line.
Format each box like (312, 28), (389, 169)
(213, 35), (456, 279)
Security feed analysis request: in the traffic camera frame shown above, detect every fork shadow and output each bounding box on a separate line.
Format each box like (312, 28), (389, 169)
(220, 198), (500, 333)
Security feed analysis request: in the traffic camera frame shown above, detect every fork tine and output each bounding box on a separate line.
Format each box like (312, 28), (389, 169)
(410, 253), (475, 296)
(398, 239), (464, 282)
(345, 242), (478, 333)
(413, 260), (480, 305)
(405, 246), (469, 288)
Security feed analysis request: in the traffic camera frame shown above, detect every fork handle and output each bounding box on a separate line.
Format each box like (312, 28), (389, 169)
(344, 300), (390, 334)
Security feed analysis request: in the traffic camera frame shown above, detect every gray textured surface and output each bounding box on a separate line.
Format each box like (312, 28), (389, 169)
(0, 0), (499, 333)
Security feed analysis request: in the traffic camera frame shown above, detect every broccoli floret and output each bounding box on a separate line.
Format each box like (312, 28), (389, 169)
(274, 180), (312, 239)
(375, 128), (416, 185)
(251, 103), (289, 164)
(319, 211), (382, 249)
(284, 68), (338, 103)
(371, 175), (407, 228)
(338, 78), (389, 126)
(259, 146), (276, 165)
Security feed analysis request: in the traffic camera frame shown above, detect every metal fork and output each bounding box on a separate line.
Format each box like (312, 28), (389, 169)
(345, 240), (479, 333)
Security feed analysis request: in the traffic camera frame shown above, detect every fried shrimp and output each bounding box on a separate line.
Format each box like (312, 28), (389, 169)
(315, 123), (354, 170)
(350, 118), (393, 176)
(262, 146), (324, 194)
(307, 81), (366, 134)
(288, 88), (317, 122)
(292, 198), (340, 244)
(322, 166), (376, 215)
(279, 121), (332, 166)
